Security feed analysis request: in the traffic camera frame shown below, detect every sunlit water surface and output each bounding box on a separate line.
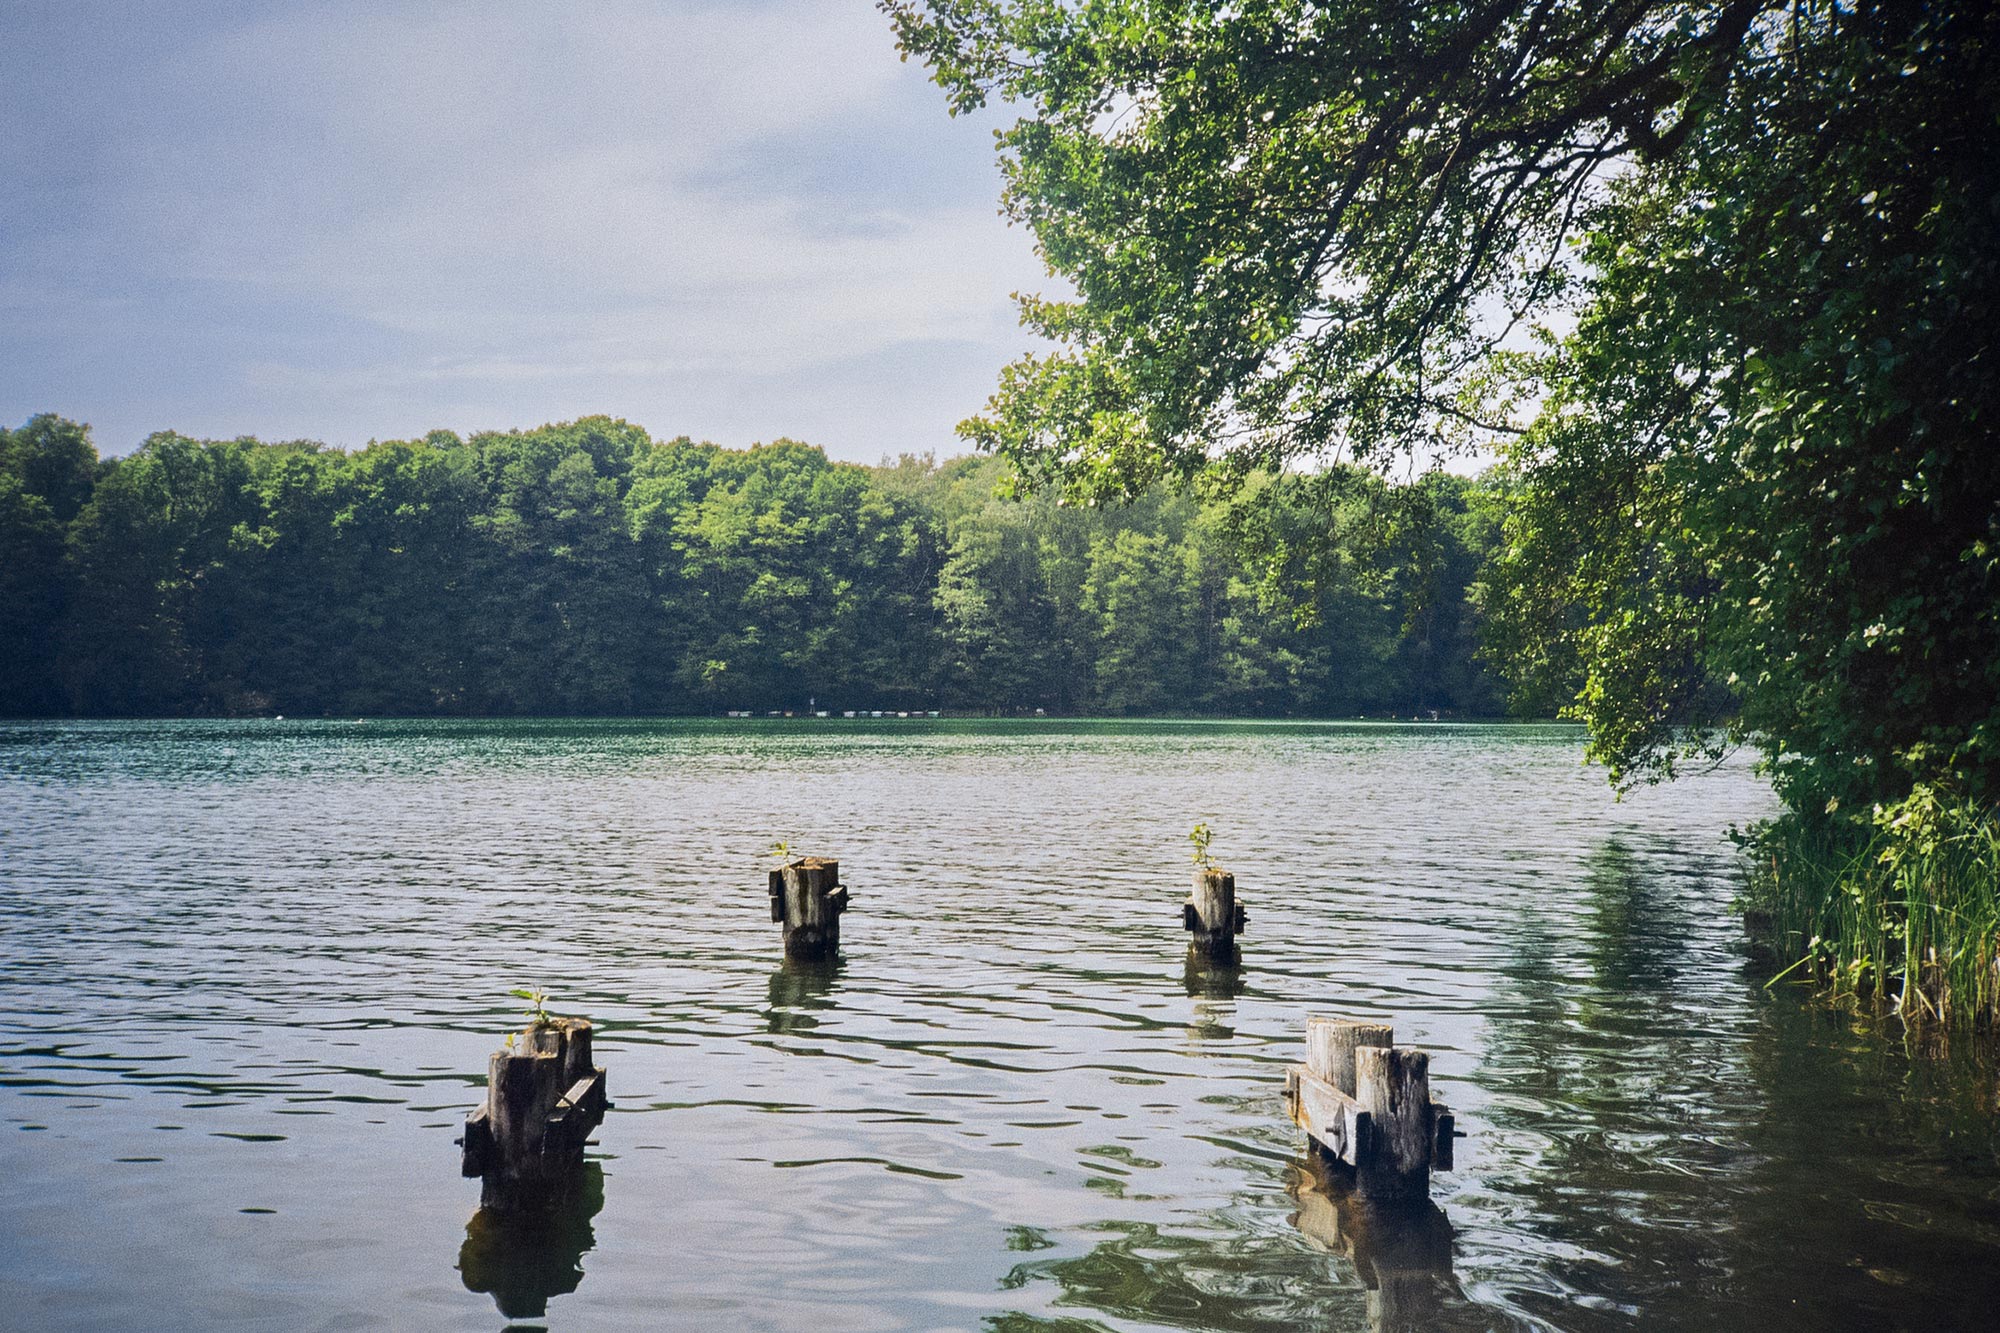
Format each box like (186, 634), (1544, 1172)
(2, 719), (1997, 1332)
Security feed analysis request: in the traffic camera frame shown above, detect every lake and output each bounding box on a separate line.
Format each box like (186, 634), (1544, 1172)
(2, 719), (1996, 1331)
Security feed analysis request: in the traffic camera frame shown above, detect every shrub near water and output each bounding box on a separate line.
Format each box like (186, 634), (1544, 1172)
(1744, 789), (2000, 1030)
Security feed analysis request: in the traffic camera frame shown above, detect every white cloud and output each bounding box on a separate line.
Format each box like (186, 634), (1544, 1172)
(1, 0), (1052, 458)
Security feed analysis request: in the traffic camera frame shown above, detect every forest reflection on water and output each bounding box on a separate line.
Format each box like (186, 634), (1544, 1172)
(1, 718), (1997, 1331)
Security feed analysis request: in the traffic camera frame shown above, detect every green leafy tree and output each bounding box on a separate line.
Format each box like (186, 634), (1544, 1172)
(0, 415), (97, 712)
(931, 476), (1089, 712)
(60, 433), (258, 713)
(1082, 527), (1198, 713)
(2, 414), (1496, 723)
(0, 471), (68, 716)
(1, 415), (99, 524)
(464, 420), (651, 714)
(885, 0), (1998, 803)
(327, 434), (484, 714)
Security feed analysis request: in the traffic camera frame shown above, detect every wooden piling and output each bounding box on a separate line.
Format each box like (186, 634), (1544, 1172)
(1355, 1046), (1433, 1201)
(1306, 1016), (1393, 1098)
(1182, 866), (1246, 960)
(460, 1017), (607, 1213)
(1284, 1015), (1455, 1203)
(769, 857), (848, 960)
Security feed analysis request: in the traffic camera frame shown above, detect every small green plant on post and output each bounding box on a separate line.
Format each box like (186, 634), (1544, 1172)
(766, 841), (848, 961)
(1189, 822), (1216, 870)
(1183, 822), (1245, 960)
(511, 986), (556, 1027)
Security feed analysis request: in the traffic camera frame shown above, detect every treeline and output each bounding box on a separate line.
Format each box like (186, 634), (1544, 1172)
(0, 414), (1504, 719)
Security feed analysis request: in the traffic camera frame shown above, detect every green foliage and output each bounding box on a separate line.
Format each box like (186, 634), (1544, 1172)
(1743, 791), (2000, 1029)
(510, 986), (557, 1027)
(1482, 3), (2000, 813)
(1082, 528), (1196, 714)
(1187, 822), (1215, 870)
(0, 413), (1500, 720)
(889, 0), (2000, 1016)
(882, 0), (1785, 497)
(0, 460), (70, 716)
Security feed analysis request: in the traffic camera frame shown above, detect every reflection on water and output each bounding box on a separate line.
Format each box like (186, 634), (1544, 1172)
(766, 956), (844, 1035)
(3, 718), (1997, 1330)
(1184, 953), (1244, 1045)
(1289, 1153), (1471, 1333)
(459, 1163), (604, 1321)
(1182, 951), (1246, 1001)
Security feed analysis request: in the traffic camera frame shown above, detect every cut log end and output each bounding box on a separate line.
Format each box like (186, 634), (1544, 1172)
(1306, 1018), (1393, 1097)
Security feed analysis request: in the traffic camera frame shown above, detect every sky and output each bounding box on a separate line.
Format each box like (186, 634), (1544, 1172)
(0, 0), (1051, 463)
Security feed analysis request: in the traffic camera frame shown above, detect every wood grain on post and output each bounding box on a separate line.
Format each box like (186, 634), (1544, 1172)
(775, 857), (847, 961)
(1287, 1063), (1374, 1168)
(1355, 1045), (1433, 1201)
(1306, 1017), (1394, 1097)
(480, 1047), (563, 1210)
(1183, 866), (1242, 960)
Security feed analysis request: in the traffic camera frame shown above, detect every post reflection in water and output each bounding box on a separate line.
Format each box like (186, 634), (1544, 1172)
(458, 1162), (605, 1323)
(1182, 950), (1246, 1001)
(1184, 951), (1244, 1044)
(1288, 1153), (1474, 1333)
(766, 955), (844, 1035)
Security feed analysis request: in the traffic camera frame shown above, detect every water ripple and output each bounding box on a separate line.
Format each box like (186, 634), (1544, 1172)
(4, 719), (1997, 1330)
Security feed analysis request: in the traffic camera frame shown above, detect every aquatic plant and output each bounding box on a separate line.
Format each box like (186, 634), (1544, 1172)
(1742, 787), (2000, 1030)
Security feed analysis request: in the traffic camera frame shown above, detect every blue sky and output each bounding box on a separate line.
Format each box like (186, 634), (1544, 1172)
(0, 0), (1048, 462)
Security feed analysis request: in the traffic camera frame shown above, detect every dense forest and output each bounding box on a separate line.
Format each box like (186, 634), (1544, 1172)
(0, 413), (1504, 720)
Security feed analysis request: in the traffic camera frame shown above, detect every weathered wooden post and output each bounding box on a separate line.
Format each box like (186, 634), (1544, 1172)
(1355, 1046), (1434, 1201)
(1307, 1015), (1392, 1097)
(1182, 866), (1247, 960)
(769, 856), (849, 961)
(1284, 1015), (1455, 1203)
(460, 1017), (607, 1212)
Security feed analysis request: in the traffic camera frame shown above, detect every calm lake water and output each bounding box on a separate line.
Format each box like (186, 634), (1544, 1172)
(3, 719), (1997, 1332)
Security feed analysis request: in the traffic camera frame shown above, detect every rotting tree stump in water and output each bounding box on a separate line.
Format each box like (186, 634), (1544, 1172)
(769, 857), (848, 961)
(1182, 865), (1247, 961)
(459, 1017), (607, 1213)
(1284, 1015), (1456, 1203)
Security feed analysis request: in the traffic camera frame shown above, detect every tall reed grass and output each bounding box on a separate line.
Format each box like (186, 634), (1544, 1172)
(1741, 789), (2000, 1029)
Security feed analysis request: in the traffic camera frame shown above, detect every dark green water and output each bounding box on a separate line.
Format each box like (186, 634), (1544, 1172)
(1, 719), (1995, 1331)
